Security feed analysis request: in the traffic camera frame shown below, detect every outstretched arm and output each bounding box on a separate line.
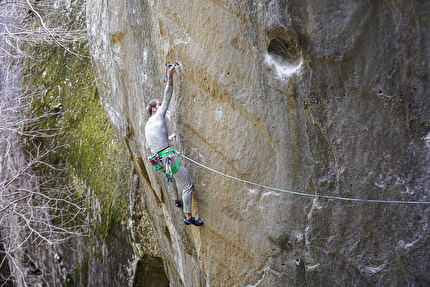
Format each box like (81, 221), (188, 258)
(167, 65), (175, 86)
(157, 66), (176, 117)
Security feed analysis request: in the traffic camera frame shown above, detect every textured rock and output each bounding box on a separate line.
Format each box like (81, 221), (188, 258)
(87, 0), (430, 286)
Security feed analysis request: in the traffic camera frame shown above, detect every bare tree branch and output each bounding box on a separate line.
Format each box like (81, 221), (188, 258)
(0, 1), (92, 285)
(25, 0), (87, 59)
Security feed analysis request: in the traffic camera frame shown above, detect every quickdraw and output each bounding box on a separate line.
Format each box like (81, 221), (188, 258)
(162, 62), (180, 82)
(165, 157), (173, 182)
(162, 64), (170, 82)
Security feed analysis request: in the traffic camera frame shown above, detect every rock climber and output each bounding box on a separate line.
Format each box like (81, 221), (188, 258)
(145, 65), (203, 226)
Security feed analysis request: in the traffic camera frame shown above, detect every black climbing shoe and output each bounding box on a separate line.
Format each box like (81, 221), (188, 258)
(174, 199), (182, 208)
(184, 215), (203, 226)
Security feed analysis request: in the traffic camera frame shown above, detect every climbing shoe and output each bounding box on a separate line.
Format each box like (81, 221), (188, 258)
(174, 199), (182, 208)
(184, 215), (203, 226)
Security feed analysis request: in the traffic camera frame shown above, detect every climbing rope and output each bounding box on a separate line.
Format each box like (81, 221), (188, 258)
(176, 151), (430, 205)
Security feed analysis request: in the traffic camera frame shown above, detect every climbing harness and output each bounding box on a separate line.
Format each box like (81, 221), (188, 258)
(159, 147), (180, 175)
(149, 147), (181, 183)
(162, 62), (180, 82)
(176, 151), (430, 205)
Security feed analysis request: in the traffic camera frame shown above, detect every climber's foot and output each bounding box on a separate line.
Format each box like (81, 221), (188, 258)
(174, 199), (182, 208)
(184, 215), (203, 226)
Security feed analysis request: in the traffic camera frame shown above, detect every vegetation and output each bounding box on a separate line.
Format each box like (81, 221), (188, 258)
(23, 41), (134, 239)
(0, 0), (134, 285)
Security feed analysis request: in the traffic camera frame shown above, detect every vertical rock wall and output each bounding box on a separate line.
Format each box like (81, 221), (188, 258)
(87, 0), (430, 286)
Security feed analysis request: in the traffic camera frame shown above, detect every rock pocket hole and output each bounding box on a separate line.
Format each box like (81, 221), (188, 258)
(266, 36), (303, 77)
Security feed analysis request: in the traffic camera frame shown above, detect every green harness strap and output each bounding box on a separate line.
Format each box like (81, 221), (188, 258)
(159, 148), (180, 174)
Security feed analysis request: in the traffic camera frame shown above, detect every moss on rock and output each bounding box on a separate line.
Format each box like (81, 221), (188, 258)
(23, 41), (133, 240)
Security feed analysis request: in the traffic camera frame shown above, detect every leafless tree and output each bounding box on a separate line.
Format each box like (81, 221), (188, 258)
(0, 0), (87, 60)
(0, 1), (90, 286)
(0, 58), (91, 287)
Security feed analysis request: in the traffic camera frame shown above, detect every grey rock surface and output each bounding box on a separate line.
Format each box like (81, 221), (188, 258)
(87, 0), (430, 286)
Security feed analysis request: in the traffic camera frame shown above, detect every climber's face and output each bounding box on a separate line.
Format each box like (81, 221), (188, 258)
(152, 100), (162, 116)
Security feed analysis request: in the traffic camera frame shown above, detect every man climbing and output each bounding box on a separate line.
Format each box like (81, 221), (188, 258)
(145, 65), (203, 226)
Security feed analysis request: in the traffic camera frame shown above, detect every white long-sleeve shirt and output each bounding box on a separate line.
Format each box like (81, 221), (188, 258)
(145, 86), (173, 154)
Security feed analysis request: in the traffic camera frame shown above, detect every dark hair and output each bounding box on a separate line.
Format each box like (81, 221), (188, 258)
(146, 99), (160, 116)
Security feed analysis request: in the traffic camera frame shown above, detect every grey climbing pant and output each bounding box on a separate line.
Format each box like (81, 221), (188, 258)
(162, 152), (193, 214)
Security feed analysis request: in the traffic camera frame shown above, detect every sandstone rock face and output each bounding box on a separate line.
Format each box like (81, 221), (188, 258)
(87, 1), (430, 286)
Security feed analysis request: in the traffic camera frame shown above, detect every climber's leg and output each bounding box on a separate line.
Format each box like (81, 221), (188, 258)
(166, 176), (182, 208)
(170, 156), (193, 214)
(168, 154), (192, 212)
(169, 154), (203, 226)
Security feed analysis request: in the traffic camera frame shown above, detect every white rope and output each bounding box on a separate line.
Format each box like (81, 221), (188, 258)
(177, 151), (430, 205)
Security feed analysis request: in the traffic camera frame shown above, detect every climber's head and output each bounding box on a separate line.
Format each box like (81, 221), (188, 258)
(147, 99), (161, 116)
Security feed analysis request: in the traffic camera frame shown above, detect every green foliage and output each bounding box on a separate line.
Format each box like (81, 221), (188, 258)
(23, 41), (133, 240)
(6, 1), (135, 285)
